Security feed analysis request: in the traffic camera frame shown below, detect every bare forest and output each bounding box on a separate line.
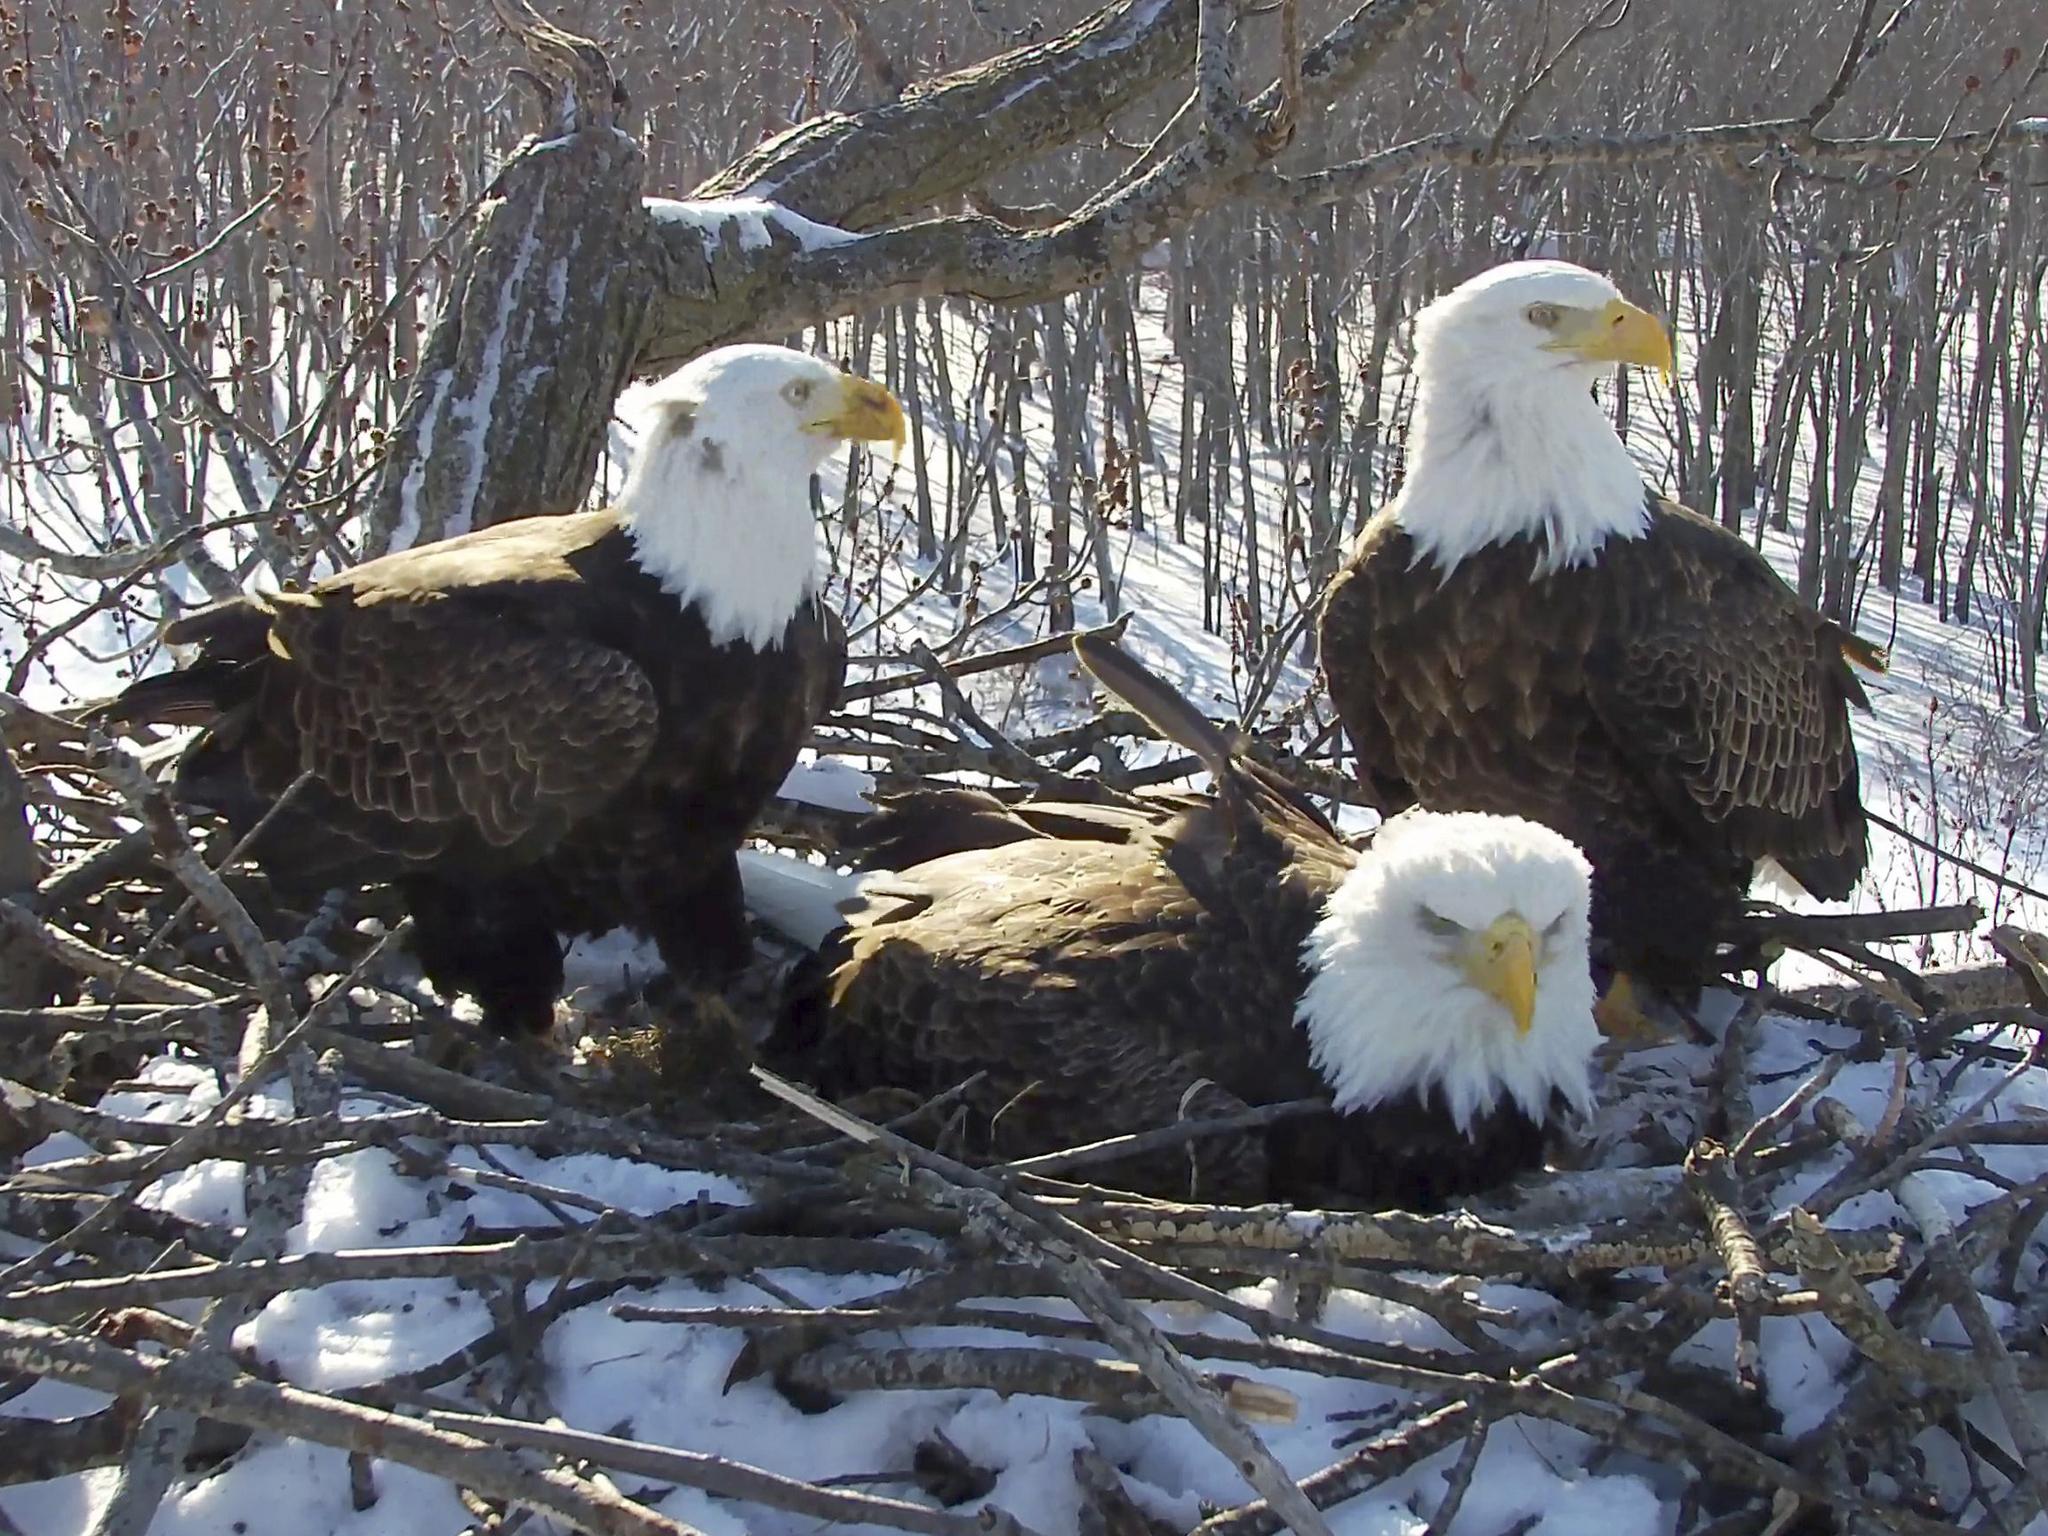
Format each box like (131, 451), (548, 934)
(4, 3), (2048, 1533)
(5, 0), (2048, 691)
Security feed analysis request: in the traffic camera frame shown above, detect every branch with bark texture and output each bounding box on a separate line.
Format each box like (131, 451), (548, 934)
(0, 1319), (700, 1536)
(638, 0), (1450, 364)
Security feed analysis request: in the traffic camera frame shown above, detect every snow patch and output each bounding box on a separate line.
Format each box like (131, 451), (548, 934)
(644, 196), (858, 254)
(777, 753), (876, 813)
(388, 370), (450, 551)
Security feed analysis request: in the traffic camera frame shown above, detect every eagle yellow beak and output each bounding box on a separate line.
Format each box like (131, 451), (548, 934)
(1462, 913), (1538, 1036)
(1547, 298), (1673, 384)
(811, 374), (908, 457)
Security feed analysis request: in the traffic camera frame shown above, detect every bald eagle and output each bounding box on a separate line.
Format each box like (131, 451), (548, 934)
(742, 634), (1599, 1208)
(1318, 261), (1881, 1020)
(89, 345), (906, 1035)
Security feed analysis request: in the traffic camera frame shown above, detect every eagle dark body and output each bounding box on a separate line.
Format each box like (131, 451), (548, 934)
(102, 509), (845, 1032)
(1319, 494), (1871, 993)
(775, 778), (1560, 1208)
(839, 781), (1209, 870)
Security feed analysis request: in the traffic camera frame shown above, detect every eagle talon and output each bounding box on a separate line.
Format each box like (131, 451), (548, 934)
(1593, 972), (1664, 1046)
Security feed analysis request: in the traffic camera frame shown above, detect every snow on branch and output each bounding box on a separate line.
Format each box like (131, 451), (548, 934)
(1270, 117), (2048, 205)
(635, 0), (2046, 365)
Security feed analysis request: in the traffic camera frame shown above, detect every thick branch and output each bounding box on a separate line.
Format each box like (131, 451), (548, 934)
(637, 0), (1447, 368)
(1272, 118), (2048, 204)
(691, 0), (1200, 227)
(0, 1231), (929, 1320)
(779, 1342), (1297, 1424)
(426, 1406), (1042, 1536)
(0, 1320), (697, 1536)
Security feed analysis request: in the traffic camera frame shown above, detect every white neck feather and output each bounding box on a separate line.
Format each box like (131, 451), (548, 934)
(617, 431), (820, 651)
(1390, 364), (1650, 576)
(1297, 966), (1596, 1135)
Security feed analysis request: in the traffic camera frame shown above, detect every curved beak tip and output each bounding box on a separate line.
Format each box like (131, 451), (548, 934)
(827, 376), (909, 460)
(1555, 298), (1674, 383)
(1610, 300), (1675, 380)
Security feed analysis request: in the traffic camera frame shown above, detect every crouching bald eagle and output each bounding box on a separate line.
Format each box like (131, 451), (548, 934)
(1318, 261), (1882, 1024)
(88, 345), (906, 1035)
(742, 634), (1600, 1209)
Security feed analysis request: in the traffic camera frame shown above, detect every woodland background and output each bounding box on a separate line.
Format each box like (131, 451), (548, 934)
(1, 4), (2048, 1534)
(4, 0), (2048, 707)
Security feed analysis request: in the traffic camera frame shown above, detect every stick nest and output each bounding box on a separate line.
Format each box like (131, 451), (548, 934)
(0, 710), (2043, 1536)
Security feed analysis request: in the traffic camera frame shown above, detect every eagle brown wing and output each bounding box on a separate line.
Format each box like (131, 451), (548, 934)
(818, 837), (1276, 1200)
(845, 784), (1202, 872)
(1585, 501), (1869, 893)
(267, 593), (659, 852)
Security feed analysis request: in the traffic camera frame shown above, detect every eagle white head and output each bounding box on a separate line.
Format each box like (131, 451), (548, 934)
(1391, 260), (1674, 576)
(616, 344), (906, 649)
(1295, 809), (1599, 1135)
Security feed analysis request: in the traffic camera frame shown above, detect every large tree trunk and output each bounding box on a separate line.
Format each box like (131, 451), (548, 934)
(360, 0), (1444, 553)
(365, 53), (648, 550)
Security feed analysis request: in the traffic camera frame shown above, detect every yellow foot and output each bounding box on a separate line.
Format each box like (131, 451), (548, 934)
(1594, 972), (1666, 1045)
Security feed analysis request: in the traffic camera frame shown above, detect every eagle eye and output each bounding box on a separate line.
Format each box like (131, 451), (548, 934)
(782, 379), (815, 406)
(1417, 907), (1464, 938)
(1524, 302), (1563, 330)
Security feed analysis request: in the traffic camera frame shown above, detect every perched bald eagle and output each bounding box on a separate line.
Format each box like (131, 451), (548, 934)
(742, 634), (1599, 1208)
(1318, 261), (1881, 1020)
(89, 345), (906, 1034)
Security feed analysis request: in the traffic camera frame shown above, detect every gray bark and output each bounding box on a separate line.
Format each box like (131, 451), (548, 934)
(0, 749), (54, 1012)
(366, 111), (648, 548)
(364, 0), (1445, 544)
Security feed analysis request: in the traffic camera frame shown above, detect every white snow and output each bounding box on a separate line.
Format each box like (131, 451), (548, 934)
(643, 196), (860, 254)
(776, 753), (877, 813)
(388, 370), (450, 554)
(442, 194), (546, 541)
(5, 991), (2047, 1533)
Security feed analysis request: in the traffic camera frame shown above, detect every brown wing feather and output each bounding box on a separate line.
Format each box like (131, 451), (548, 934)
(845, 784), (1209, 872)
(1587, 501), (1868, 888)
(1317, 499), (1873, 985)
(814, 836), (1283, 1200)
(269, 594), (658, 850)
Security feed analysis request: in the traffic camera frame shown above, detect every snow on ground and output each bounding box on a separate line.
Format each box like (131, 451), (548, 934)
(3, 276), (2047, 1532)
(5, 1000), (2048, 1533)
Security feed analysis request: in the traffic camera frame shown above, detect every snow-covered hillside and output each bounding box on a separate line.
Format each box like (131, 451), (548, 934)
(3, 280), (2047, 1535)
(714, 284), (2045, 973)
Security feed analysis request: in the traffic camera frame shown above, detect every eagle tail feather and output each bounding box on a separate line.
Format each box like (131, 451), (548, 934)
(76, 661), (241, 729)
(843, 786), (1037, 871)
(1838, 628), (1889, 675)
(1776, 851), (1860, 903)
(162, 596), (274, 653)
(1072, 629), (1235, 781)
(82, 597), (279, 730)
